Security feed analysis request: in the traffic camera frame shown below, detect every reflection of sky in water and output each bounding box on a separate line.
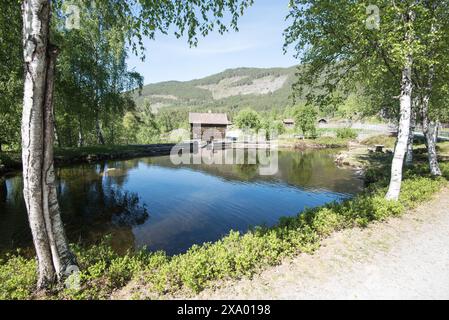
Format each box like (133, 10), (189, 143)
(0, 150), (363, 255)
(124, 160), (356, 254)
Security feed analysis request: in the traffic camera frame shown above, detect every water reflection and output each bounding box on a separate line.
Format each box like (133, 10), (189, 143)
(0, 150), (363, 255)
(0, 178), (7, 203)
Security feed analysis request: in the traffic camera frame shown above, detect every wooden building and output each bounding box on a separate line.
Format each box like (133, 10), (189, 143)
(189, 112), (229, 142)
(318, 118), (328, 125)
(283, 119), (295, 129)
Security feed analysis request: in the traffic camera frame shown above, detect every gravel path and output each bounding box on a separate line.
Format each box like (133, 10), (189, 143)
(194, 188), (449, 300)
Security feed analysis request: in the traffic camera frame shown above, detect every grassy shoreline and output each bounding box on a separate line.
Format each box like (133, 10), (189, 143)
(279, 137), (352, 150)
(1, 156), (447, 299)
(335, 138), (449, 171)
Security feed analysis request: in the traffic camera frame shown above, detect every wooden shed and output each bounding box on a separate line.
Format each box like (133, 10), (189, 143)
(283, 119), (295, 129)
(189, 112), (229, 142)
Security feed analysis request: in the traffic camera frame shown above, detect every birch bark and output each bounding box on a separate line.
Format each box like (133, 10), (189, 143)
(385, 10), (416, 201)
(405, 107), (416, 166)
(22, 0), (77, 289)
(386, 58), (413, 201)
(421, 67), (442, 177)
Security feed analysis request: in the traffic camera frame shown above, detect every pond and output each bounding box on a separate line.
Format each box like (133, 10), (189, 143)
(0, 149), (363, 255)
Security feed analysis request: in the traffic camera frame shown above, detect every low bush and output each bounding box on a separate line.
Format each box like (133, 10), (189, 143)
(0, 253), (37, 300)
(336, 128), (358, 140)
(1, 163), (447, 300)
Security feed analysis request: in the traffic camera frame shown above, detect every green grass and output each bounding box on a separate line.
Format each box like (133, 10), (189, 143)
(1, 160), (447, 300)
(361, 135), (397, 149)
(279, 136), (351, 148)
(361, 135), (449, 159)
(436, 142), (449, 157)
(312, 136), (351, 147)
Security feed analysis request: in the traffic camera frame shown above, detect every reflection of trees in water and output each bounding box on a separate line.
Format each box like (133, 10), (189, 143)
(283, 151), (315, 186)
(0, 177), (32, 252)
(56, 162), (149, 250)
(0, 178), (6, 203)
(231, 163), (258, 181)
(143, 150), (279, 182)
(56, 158), (141, 188)
(101, 159), (140, 187)
(1, 163), (149, 253)
(1, 176), (24, 203)
(107, 189), (149, 226)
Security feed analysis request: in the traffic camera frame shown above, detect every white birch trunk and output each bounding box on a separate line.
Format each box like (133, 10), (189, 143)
(386, 10), (414, 201)
(421, 76), (442, 176)
(78, 116), (84, 147)
(95, 109), (105, 145)
(386, 62), (412, 201)
(22, 0), (77, 290)
(405, 108), (416, 166)
(420, 5), (441, 177)
(426, 119), (442, 176)
(43, 45), (78, 276)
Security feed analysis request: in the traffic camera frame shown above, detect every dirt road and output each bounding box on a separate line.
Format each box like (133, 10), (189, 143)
(194, 188), (449, 300)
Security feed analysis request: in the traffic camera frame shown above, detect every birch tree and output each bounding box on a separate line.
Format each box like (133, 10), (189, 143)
(385, 7), (415, 200)
(412, 1), (449, 176)
(22, 0), (77, 289)
(21, 0), (253, 290)
(284, 0), (447, 200)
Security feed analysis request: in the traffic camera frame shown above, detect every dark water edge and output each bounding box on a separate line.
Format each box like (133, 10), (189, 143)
(0, 149), (363, 256)
(0, 144), (178, 177)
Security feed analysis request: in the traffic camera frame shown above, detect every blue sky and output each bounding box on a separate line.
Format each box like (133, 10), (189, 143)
(126, 0), (298, 85)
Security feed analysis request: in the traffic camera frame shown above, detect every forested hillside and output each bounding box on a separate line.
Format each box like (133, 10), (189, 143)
(134, 66), (299, 113)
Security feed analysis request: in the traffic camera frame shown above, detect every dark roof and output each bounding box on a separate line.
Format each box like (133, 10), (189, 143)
(189, 113), (229, 125)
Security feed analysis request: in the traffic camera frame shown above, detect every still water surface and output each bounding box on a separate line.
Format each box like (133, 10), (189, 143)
(0, 150), (363, 255)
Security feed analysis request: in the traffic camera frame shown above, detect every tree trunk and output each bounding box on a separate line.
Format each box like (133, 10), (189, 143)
(386, 9), (415, 201)
(95, 109), (105, 145)
(421, 70), (442, 177)
(425, 119), (442, 176)
(43, 45), (78, 279)
(405, 108), (416, 166)
(420, 3), (441, 177)
(386, 60), (413, 201)
(22, 0), (77, 290)
(54, 110), (61, 148)
(77, 116), (84, 148)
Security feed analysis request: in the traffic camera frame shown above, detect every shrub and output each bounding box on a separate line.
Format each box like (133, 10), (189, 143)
(0, 253), (37, 300)
(336, 128), (358, 140)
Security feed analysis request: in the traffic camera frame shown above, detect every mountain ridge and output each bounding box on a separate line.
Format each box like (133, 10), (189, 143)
(133, 65), (299, 113)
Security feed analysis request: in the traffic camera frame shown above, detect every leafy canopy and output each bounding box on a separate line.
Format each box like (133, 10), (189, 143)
(293, 104), (317, 137)
(234, 108), (262, 131)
